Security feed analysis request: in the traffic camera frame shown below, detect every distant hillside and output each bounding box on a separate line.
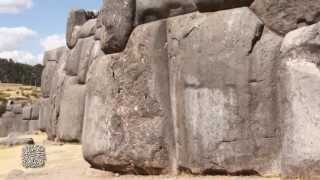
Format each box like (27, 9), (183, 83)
(0, 58), (44, 87)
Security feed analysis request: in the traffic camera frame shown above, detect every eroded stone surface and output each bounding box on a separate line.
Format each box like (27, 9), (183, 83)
(251, 0), (320, 35)
(66, 9), (96, 49)
(279, 23), (320, 177)
(46, 48), (69, 140)
(135, 0), (197, 25)
(167, 8), (282, 175)
(83, 20), (173, 174)
(100, 0), (135, 54)
(0, 112), (28, 137)
(39, 98), (50, 132)
(57, 76), (86, 142)
(31, 1), (320, 177)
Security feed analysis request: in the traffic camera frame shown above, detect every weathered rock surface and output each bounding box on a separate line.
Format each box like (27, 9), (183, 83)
(134, 0), (197, 25)
(167, 8), (282, 175)
(66, 9), (96, 49)
(78, 19), (97, 39)
(41, 48), (66, 98)
(280, 23), (320, 53)
(28, 120), (39, 132)
(65, 39), (83, 76)
(250, 0), (320, 35)
(65, 37), (103, 83)
(83, 20), (173, 174)
(39, 98), (50, 132)
(31, 102), (40, 120)
(77, 37), (97, 83)
(0, 112), (29, 137)
(12, 104), (23, 115)
(7, 103), (23, 114)
(57, 76), (86, 142)
(33, 0), (320, 178)
(22, 106), (32, 120)
(280, 46), (320, 177)
(279, 23), (320, 177)
(46, 49), (69, 140)
(100, 0), (135, 54)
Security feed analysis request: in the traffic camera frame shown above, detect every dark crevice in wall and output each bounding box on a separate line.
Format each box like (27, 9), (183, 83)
(248, 24), (264, 55)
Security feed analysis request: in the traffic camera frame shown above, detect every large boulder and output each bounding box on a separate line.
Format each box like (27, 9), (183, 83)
(22, 106), (32, 120)
(57, 76), (86, 142)
(280, 23), (320, 53)
(0, 112), (28, 137)
(46, 48), (69, 140)
(65, 40), (82, 76)
(28, 120), (39, 132)
(41, 48), (66, 98)
(65, 37), (103, 83)
(83, 20), (174, 174)
(100, 0), (135, 54)
(12, 104), (23, 115)
(250, 0), (320, 35)
(31, 102), (40, 120)
(39, 98), (50, 132)
(76, 37), (97, 83)
(66, 9), (96, 49)
(167, 8), (282, 175)
(134, 0), (197, 25)
(279, 23), (320, 177)
(280, 45), (320, 177)
(78, 19), (97, 39)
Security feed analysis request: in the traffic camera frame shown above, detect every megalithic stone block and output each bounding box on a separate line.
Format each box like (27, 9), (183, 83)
(66, 9), (96, 49)
(39, 98), (50, 132)
(167, 8), (282, 175)
(57, 76), (86, 142)
(134, 0), (197, 26)
(250, 0), (320, 35)
(83, 19), (174, 175)
(100, 0), (135, 54)
(22, 106), (32, 120)
(279, 22), (320, 177)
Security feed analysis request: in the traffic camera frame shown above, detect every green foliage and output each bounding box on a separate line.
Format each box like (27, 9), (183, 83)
(0, 58), (44, 87)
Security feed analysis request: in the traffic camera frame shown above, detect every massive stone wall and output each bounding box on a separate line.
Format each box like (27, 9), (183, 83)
(0, 102), (41, 137)
(36, 0), (320, 178)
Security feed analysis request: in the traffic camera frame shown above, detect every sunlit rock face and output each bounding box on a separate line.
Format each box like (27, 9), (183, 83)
(250, 0), (320, 35)
(167, 8), (282, 175)
(279, 22), (320, 177)
(34, 0), (320, 178)
(82, 20), (173, 175)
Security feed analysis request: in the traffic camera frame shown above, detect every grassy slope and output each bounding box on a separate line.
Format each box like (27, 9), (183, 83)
(0, 83), (40, 103)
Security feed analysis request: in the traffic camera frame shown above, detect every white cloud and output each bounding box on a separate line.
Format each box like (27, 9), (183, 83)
(0, 29), (66, 65)
(0, 0), (33, 14)
(0, 50), (42, 65)
(40, 34), (65, 51)
(0, 26), (39, 65)
(0, 26), (36, 51)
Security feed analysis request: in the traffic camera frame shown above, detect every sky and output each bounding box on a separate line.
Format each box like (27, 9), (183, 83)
(0, 0), (102, 65)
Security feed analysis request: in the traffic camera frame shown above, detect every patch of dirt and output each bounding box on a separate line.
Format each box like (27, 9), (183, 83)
(0, 133), (283, 180)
